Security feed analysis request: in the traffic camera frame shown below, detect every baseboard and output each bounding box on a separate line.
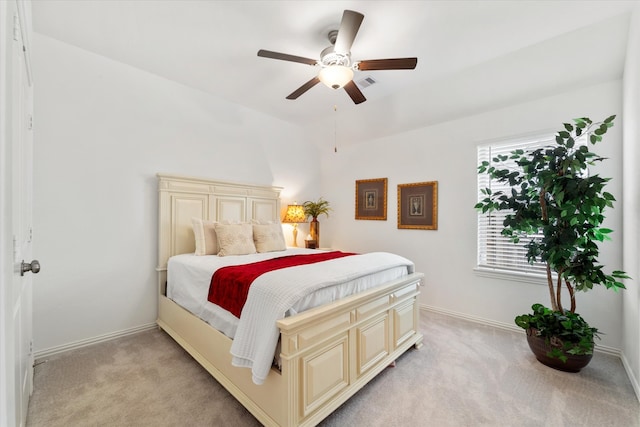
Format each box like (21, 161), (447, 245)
(34, 322), (158, 360)
(620, 351), (640, 402)
(421, 304), (522, 334)
(419, 304), (622, 357)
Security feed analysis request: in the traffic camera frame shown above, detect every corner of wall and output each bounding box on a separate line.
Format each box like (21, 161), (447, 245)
(621, 3), (640, 402)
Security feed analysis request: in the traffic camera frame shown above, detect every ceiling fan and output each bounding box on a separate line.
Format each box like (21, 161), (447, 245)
(257, 9), (418, 105)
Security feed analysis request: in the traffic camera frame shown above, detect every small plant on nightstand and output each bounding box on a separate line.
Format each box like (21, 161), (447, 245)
(302, 198), (331, 248)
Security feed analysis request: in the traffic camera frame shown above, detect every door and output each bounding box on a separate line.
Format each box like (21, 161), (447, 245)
(0, 1), (35, 426)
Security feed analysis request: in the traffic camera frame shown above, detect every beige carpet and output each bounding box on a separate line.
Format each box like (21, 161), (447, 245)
(27, 310), (639, 427)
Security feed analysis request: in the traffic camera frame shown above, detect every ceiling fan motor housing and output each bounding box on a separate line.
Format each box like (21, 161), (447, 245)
(320, 46), (351, 68)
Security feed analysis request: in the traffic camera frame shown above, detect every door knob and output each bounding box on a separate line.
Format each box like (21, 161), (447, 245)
(21, 260), (40, 276)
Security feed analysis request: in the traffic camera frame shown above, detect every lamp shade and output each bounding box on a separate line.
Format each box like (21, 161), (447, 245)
(318, 65), (354, 89)
(282, 204), (306, 223)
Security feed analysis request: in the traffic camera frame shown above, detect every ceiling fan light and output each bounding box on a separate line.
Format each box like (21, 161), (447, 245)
(318, 65), (354, 90)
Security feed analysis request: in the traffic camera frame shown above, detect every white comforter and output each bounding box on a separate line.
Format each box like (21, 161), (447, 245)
(229, 252), (415, 384)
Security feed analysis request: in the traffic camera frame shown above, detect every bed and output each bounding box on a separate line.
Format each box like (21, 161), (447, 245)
(156, 173), (424, 427)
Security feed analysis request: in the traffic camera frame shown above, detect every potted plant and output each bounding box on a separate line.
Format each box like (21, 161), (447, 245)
(475, 116), (629, 372)
(302, 198), (331, 248)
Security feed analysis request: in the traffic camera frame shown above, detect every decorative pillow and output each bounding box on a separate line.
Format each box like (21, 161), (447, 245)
(192, 217), (219, 255)
(253, 223), (286, 253)
(214, 223), (257, 256)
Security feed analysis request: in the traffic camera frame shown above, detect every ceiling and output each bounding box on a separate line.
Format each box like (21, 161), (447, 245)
(31, 1), (638, 147)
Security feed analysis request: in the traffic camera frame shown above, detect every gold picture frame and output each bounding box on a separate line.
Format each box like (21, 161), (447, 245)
(397, 181), (438, 230)
(355, 178), (387, 220)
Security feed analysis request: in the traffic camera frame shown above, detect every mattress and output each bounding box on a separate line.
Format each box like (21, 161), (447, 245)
(167, 248), (410, 339)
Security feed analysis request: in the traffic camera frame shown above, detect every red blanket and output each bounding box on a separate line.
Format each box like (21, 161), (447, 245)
(208, 251), (356, 317)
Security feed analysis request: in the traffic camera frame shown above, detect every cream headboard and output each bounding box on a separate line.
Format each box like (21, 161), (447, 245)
(156, 173), (283, 292)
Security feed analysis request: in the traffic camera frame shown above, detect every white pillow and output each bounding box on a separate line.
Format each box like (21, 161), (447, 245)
(192, 217), (219, 255)
(215, 223), (257, 256)
(253, 223), (286, 253)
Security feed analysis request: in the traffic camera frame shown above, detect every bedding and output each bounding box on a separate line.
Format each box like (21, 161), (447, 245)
(167, 248), (414, 384)
(208, 251), (357, 317)
(167, 249), (410, 336)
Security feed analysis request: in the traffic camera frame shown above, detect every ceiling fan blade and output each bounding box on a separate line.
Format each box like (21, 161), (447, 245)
(258, 49), (317, 66)
(343, 80), (366, 105)
(357, 58), (418, 71)
(286, 77), (321, 100)
(334, 10), (364, 54)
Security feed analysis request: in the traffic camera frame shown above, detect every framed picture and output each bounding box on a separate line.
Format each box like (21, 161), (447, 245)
(397, 181), (438, 230)
(355, 178), (387, 220)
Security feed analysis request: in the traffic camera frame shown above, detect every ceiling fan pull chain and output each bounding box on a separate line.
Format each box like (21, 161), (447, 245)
(334, 105), (338, 153)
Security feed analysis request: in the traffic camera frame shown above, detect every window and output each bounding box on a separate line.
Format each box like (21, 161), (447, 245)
(476, 134), (555, 277)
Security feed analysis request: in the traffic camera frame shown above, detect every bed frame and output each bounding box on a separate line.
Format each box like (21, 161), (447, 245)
(156, 173), (424, 427)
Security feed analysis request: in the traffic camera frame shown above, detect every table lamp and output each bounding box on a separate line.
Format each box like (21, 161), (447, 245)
(282, 203), (306, 247)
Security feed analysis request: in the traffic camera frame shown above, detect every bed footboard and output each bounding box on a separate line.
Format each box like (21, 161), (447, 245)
(277, 272), (423, 426)
(157, 272), (423, 427)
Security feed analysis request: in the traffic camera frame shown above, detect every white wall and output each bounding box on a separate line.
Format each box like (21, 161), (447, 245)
(31, 34), (320, 353)
(622, 5), (640, 397)
(321, 80), (626, 350)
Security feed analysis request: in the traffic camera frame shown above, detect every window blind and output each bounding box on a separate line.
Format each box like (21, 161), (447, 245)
(477, 134), (556, 275)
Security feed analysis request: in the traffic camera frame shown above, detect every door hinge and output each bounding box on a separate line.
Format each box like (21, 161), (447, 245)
(13, 13), (20, 42)
(28, 115), (33, 131)
(13, 235), (18, 262)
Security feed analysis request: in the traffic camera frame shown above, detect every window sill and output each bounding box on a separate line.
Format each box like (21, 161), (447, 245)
(474, 267), (553, 286)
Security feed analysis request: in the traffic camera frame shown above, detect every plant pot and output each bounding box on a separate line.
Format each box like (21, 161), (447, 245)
(525, 328), (593, 372)
(310, 218), (319, 247)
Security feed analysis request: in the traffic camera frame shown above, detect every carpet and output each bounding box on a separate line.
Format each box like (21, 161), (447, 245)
(26, 310), (639, 426)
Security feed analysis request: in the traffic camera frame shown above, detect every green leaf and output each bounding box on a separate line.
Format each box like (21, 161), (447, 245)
(594, 124), (608, 135)
(574, 118), (587, 128)
(612, 270), (631, 279)
(547, 348), (568, 363)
